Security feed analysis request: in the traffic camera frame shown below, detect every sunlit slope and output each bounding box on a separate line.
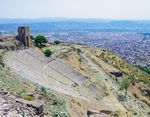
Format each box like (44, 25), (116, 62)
(3, 44), (150, 117)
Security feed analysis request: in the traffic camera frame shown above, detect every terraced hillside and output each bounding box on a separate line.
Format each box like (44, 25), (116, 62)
(2, 44), (150, 117)
(0, 50), (70, 117)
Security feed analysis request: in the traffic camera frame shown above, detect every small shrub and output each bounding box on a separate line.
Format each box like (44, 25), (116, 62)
(37, 45), (45, 49)
(44, 49), (53, 57)
(16, 89), (27, 97)
(50, 106), (70, 117)
(40, 86), (47, 95)
(22, 94), (34, 101)
(133, 93), (139, 99)
(54, 40), (60, 45)
(119, 78), (130, 98)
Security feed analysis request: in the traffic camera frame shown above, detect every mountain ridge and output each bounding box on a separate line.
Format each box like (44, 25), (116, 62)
(0, 18), (150, 33)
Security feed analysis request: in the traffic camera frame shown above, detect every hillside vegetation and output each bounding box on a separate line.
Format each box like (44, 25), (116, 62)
(135, 65), (150, 74)
(91, 49), (150, 86)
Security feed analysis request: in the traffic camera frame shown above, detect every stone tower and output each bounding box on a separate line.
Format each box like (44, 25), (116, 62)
(18, 26), (31, 48)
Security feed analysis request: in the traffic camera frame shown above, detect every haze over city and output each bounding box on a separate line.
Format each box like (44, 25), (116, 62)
(0, 0), (150, 20)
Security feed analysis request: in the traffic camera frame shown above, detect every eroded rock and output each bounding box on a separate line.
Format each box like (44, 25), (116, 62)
(110, 72), (123, 77)
(0, 89), (42, 117)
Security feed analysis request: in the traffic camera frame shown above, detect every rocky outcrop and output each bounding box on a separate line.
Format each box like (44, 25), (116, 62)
(0, 35), (23, 51)
(0, 52), (5, 67)
(0, 88), (44, 117)
(110, 72), (123, 77)
(86, 109), (116, 117)
(27, 103), (44, 116)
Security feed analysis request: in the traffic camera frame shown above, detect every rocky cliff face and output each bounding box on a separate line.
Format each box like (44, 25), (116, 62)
(0, 50), (42, 116)
(0, 89), (44, 117)
(0, 34), (24, 51)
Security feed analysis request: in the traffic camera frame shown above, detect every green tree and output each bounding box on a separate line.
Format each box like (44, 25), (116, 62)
(34, 35), (48, 47)
(44, 48), (53, 57)
(119, 78), (130, 98)
(54, 40), (60, 45)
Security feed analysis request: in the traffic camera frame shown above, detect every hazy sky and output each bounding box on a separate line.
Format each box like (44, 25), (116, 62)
(0, 0), (150, 19)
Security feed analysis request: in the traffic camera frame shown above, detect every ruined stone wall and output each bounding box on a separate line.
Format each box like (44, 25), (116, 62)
(18, 26), (32, 48)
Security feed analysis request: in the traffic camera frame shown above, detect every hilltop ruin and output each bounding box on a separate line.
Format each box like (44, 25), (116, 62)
(18, 26), (32, 48)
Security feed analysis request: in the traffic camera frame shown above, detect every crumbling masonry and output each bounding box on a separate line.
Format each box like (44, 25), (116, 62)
(18, 26), (32, 47)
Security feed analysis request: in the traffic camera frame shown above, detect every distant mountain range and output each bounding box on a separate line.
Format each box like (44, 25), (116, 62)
(0, 18), (150, 33)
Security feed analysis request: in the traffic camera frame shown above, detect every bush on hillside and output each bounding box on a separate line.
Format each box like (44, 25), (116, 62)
(119, 78), (130, 98)
(44, 48), (53, 57)
(135, 65), (150, 74)
(54, 40), (60, 45)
